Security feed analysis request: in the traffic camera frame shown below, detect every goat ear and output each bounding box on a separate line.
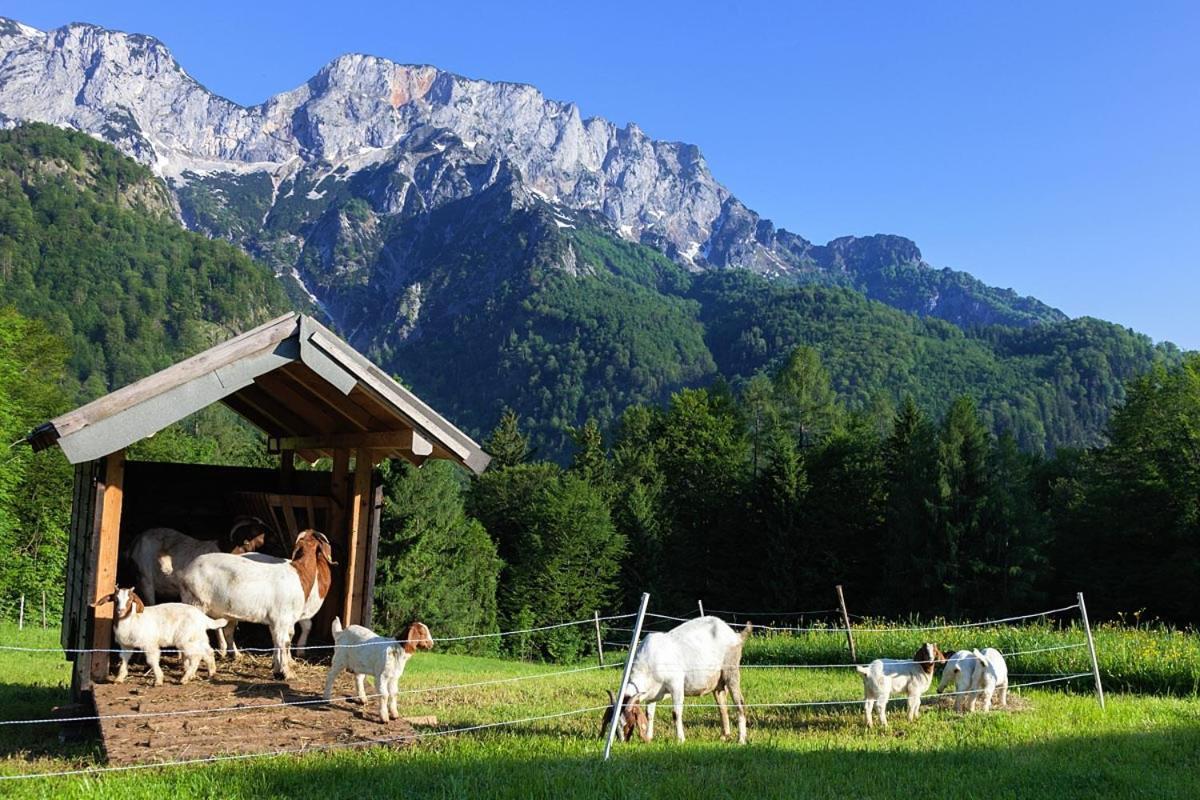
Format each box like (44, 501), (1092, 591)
(320, 539), (337, 565)
(607, 689), (616, 705)
(91, 593), (115, 607)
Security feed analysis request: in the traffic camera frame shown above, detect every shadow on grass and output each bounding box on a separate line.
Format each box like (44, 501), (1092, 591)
(201, 729), (1200, 800)
(0, 682), (100, 762)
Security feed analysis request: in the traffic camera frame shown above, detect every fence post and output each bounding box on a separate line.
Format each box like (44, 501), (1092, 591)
(1077, 592), (1105, 710)
(41, 591), (46, 629)
(18, 594), (24, 630)
(835, 585), (856, 662)
(594, 611), (604, 667)
(604, 592), (650, 761)
(698, 600), (705, 617)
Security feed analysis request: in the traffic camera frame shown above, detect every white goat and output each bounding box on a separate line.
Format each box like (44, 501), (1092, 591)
(219, 549), (324, 659)
(92, 587), (227, 686)
(937, 649), (982, 713)
(175, 529), (335, 681)
(970, 647), (1009, 711)
(127, 520), (268, 605)
(856, 642), (947, 727)
(604, 616), (750, 744)
(322, 618), (434, 723)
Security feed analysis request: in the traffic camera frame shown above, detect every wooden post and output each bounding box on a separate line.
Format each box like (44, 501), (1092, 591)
(342, 449), (374, 625)
(279, 448), (295, 492)
(604, 593), (650, 761)
(91, 450), (126, 681)
(1077, 592), (1105, 710)
(835, 584), (856, 662)
(329, 448), (350, 541)
(698, 600), (705, 617)
(594, 611), (604, 666)
(310, 448), (351, 644)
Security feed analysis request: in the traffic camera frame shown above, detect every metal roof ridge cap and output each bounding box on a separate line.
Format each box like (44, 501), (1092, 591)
(45, 314), (301, 436)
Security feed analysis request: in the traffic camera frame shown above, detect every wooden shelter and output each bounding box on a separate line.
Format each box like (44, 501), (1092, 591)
(26, 312), (490, 698)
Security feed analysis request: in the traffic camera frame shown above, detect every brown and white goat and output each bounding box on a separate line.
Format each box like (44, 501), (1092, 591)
(175, 529), (335, 681)
(855, 642), (947, 727)
(92, 587), (227, 686)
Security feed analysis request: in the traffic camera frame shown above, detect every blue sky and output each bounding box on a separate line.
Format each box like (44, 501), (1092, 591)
(9, 1), (1199, 348)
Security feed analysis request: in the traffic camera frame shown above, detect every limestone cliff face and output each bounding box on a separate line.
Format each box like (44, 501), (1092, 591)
(0, 16), (1065, 329)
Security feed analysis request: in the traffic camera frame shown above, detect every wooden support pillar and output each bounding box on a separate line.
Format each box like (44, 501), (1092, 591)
(90, 450), (126, 682)
(279, 448), (295, 492)
(310, 448), (352, 643)
(329, 448), (350, 543)
(343, 449), (374, 626)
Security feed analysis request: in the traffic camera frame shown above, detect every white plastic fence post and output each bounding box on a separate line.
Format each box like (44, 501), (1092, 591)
(594, 611), (604, 667)
(1077, 592), (1105, 710)
(698, 600), (705, 617)
(41, 591), (46, 629)
(18, 594), (24, 630)
(604, 592), (650, 761)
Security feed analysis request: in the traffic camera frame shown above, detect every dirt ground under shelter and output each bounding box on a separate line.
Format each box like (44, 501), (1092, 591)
(90, 653), (418, 766)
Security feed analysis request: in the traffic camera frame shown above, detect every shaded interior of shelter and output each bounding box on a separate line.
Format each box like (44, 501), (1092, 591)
(109, 459), (377, 655)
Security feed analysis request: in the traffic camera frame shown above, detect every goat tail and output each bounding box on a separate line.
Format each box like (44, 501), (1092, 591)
(740, 622), (753, 641)
(157, 550), (175, 576)
(331, 616), (343, 637)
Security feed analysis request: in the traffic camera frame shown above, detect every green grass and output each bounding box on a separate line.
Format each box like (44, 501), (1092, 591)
(0, 623), (1198, 798)
(735, 617), (1200, 695)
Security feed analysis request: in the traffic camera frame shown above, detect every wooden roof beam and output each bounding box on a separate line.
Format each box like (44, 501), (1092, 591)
(268, 430), (433, 457)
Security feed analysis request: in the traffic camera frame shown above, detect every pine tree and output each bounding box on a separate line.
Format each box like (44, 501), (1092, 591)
(373, 460), (502, 652)
(483, 407), (530, 468)
(933, 396), (991, 615)
(772, 347), (840, 447)
(568, 418), (613, 501)
(882, 397), (939, 610)
(758, 424), (808, 610)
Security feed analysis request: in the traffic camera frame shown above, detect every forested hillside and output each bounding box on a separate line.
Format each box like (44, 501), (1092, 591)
(353, 202), (1177, 458)
(0, 124), (289, 400)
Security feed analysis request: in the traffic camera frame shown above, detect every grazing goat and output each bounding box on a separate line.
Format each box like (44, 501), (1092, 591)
(937, 649), (981, 713)
(323, 618), (434, 723)
(602, 616), (750, 744)
(92, 587), (226, 686)
(128, 519), (268, 605)
(175, 529), (335, 681)
(970, 647), (1009, 712)
(855, 642), (947, 727)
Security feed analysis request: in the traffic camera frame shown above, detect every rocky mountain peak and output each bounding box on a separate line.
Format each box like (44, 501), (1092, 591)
(0, 15), (1066, 328)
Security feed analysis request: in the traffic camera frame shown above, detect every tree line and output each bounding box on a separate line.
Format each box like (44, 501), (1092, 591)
(372, 345), (1200, 659)
(2, 305), (1195, 656)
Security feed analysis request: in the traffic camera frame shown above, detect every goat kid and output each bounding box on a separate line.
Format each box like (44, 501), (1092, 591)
(92, 587), (226, 686)
(603, 616), (750, 744)
(970, 647), (1009, 712)
(856, 642), (947, 727)
(322, 618), (434, 723)
(937, 649), (981, 713)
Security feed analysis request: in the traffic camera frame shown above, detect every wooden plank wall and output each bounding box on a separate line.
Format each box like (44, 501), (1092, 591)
(360, 473), (384, 630)
(65, 460), (100, 698)
(90, 450), (126, 682)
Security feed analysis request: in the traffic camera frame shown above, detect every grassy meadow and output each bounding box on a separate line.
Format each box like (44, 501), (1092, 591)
(0, 620), (1198, 799)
